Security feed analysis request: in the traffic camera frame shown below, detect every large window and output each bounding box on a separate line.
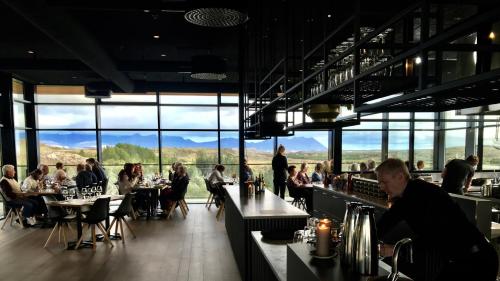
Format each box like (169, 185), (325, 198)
(482, 118), (500, 170)
(414, 113), (435, 170)
(160, 106), (218, 129)
(388, 113), (410, 161)
(278, 131), (329, 165)
(37, 105), (95, 129)
(100, 106), (158, 129)
(15, 130), (27, 180)
(342, 131), (382, 171)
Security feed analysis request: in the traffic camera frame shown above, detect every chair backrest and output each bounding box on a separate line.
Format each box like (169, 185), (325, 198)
(85, 197), (110, 224)
(42, 195), (67, 219)
(203, 178), (212, 192)
(0, 188), (10, 202)
(286, 180), (299, 198)
(114, 193), (134, 217)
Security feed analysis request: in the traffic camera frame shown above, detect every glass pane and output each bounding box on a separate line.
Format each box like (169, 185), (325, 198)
(221, 93), (239, 104)
(35, 85), (93, 103)
(388, 131), (409, 161)
(220, 107), (239, 129)
(37, 105), (95, 129)
(161, 131), (218, 165)
(161, 106), (217, 129)
(39, 131), (97, 165)
(160, 92), (217, 105)
(389, 113), (410, 129)
(414, 131), (434, 170)
(101, 92), (156, 103)
(445, 129), (466, 163)
(12, 79), (24, 100)
(101, 131), (159, 165)
(221, 131), (239, 165)
(445, 110), (466, 129)
(278, 131), (329, 164)
(245, 139), (274, 164)
(13, 102), (25, 128)
(100, 106), (157, 129)
(415, 112), (435, 129)
(348, 113), (383, 130)
(482, 123), (500, 170)
(15, 130), (27, 180)
(342, 131), (382, 171)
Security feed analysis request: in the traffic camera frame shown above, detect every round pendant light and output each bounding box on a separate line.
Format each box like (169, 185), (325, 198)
(184, 7), (248, 27)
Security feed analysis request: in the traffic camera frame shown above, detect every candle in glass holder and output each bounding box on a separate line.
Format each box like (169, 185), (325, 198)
(319, 219), (332, 228)
(316, 223), (331, 257)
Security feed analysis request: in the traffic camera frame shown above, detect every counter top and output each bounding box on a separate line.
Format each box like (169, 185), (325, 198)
(251, 231), (289, 281)
(226, 187), (309, 219)
(313, 184), (391, 210)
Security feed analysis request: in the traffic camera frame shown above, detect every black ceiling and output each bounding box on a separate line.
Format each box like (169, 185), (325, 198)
(0, 0), (243, 90)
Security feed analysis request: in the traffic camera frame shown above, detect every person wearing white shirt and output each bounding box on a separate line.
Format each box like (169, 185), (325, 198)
(22, 169), (43, 192)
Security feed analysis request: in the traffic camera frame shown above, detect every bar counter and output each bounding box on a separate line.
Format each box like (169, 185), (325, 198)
(225, 187), (308, 281)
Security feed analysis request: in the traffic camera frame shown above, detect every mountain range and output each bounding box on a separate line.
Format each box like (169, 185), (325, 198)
(38, 132), (328, 152)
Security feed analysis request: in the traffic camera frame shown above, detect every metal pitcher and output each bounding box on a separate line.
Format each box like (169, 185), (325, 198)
(355, 206), (378, 275)
(341, 202), (363, 265)
(481, 184), (492, 197)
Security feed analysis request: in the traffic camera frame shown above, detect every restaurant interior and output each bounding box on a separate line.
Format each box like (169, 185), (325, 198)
(1, 0), (500, 280)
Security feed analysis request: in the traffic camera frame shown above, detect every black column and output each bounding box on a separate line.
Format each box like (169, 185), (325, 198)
(238, 24), (247, 194)
(0, 72), (16, 171)
(333, 128), (342, 174)
(24, 83), (38, 171)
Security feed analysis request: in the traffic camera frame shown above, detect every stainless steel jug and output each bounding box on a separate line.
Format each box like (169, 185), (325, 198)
(355, 206), (378, 275)
(341, 202), (362, 265)
(481, 184), (492, 197)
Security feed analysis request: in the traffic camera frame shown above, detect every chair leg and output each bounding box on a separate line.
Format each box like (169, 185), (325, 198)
(43, 223), (59, 248)
(62, 224), (68, 249)
(66, 223), (75, 236)
(183, 200), (189, 211)
(1, 209), (13, 230)
(107, 217), (117, 235)
(216, 203), (225, 221)
(58, 223), (62, 243)
(118, 219), (125, 243)
(208, 196), (214, 210)
(167, 203), (176, 220)
(129, 210), (137, 220)
(114, 217), (119, 236)
(75, 225), (88, 250)
(205, 193), (212, 207)
(91, 224), (96, 251)
(122, 218), (136, 239)
(16, 209), (24, 228)
(97, 223), (114, 247)
(180, 203), (187, 219)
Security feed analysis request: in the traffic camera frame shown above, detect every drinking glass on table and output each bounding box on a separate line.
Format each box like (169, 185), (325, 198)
(62, 189), (69, 200)
(91, 186), (97, 198)
(96, 186), (102, 196)
(81, 187), (88, 199)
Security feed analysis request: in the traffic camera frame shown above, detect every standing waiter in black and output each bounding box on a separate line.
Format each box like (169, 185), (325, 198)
(376, 159), (498, 281)
(441, 155), (479, 195)
(272, 144), (288, 199)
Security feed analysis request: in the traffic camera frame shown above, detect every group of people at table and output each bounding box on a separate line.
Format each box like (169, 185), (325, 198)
(0, 158), (107, 226)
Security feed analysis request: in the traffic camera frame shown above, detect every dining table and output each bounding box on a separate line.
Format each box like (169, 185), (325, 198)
(132, 181), (169, 219)
(46, 195), (124, 250)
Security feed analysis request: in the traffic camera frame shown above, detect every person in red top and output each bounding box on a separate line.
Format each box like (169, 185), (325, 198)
(296, 162), (311, 185)
(286, 165), (312, 213)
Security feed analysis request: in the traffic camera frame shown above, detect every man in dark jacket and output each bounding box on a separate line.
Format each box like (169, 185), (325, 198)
(272, 144), (288, 199)
(441, 155), (478, 195)
(376, 158), (498, 281)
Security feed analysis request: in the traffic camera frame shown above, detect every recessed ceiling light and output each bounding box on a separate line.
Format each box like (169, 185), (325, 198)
(161, 54), (167, 57)
(72, 76), (78, 79)
(489, 31), (496, 40)
(144, 9), (150, 13)
(153, 35), (160, 39)
(327, 14), (332, 18)
(415, 56), (422, 64)
(27, 50), (35, 54)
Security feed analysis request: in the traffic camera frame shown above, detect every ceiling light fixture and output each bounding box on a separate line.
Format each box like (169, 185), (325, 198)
(184, 7), (248, 27)
(190, 55), (227, 80)
(489, 31), (496, 40)
(153, 35), (160, 39)
(415, 56), (422, 64)
(161, 54), (167, 57)
(27, 50), (35, 54)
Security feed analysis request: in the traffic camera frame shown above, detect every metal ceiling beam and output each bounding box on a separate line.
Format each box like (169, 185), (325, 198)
(1, 0), (135, 92)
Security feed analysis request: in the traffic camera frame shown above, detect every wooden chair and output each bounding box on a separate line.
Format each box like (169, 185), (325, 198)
(75, 198), (113, 250)
(42, 195), (76, 249)
(107, 194), (136, 243)
(290, 197), (307, 210)
(216, 201), (225, 221)
(167, 199), (189, 220)
(0, 190), (24, 229)
(204, 178), (215, 209)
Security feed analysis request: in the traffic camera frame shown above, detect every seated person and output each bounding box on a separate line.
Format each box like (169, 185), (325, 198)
(0, 165), (39, 226)
(416, 160), (425, 171)
(286, 165), (313, 213)
(360, 161), (377, 180)
(53, 162), (67, 184)
(22, 169), (43, 192)
(37, 164), (51, 188)
(311, 162), (324, 182)
(117, 163), (138, 195)
(75, 163), (97, 191)
(242, 160), (253, 182)
(159, 165), (189, 212)
(296, 163), (311, 185)
(134, 163), (144, 183)
(208, 165), (226, 206)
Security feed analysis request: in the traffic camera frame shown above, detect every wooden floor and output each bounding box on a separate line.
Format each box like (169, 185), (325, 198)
(0, 204), (241, 281)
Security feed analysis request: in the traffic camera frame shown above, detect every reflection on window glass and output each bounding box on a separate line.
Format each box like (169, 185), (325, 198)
(102, 93), (156, 103)
(12, 79), (24, 100)
(13, 102), (25, 128)
(445, 129), (466, 163)
(161, 131), (218, 165)
(160, 93), (217, 104)
(101, 131), (159, 165)
(15, 130), (27, 180)
(39, 131), (97, 165)
(388, 131), (409, 161)
(278, 131), (329, 164)
(342, 131), (382, 171)
(100, 106), (157, 129)
(35, 85), (92, 103)
(161, 106), (217, 129)
(348, 113), (383, 130)
(220, 107), (239, 129)
(245, 139), (274, 164)
(221, 131), (239, 165)
(415, 112), (435, 129)
(221, 93), (239, 104)
(414, 131), (434, 170)
(37, 105), (95, 129)
(445, 111), (467, 129)
(482, 123), (500, 170)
